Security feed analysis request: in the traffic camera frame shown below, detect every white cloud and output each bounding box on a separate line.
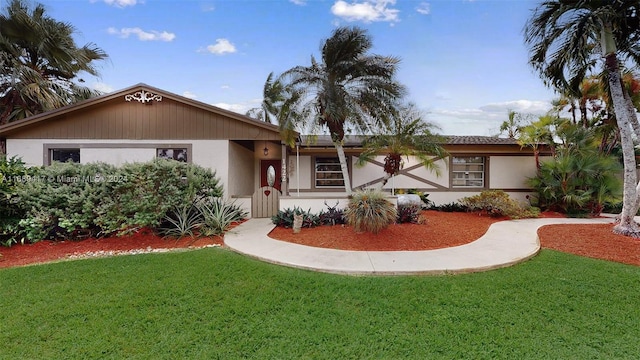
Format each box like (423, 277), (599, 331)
(416, 2), (430, 15)
(182, 91), (197, 99)
(220, 85), (231, 90)
(429, 100), (553, 136)
(331, 0), (400, 23)
(290, 0), (306, 5)
(205, 39), (237, 55)
(479, 100), (552, 115)
(92, 82), (114, 93)
(101, 0), (140, 7)
(107, 27), (176, 41)
(213, 102), (251, 114)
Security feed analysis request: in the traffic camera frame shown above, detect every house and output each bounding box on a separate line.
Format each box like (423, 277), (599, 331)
(283, 135), (548, 212)
(0, 83), (547, 218)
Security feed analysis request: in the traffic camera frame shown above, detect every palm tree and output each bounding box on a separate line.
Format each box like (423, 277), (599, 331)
(517, 115), (557, 170)
(524, 0), (640, 236)
(499, 110), (531, 139)
(529, 122), (622, 216)
(246, 72), (285, 124)
(279, 26), (405, 195)
(0, 0), (107, 125)
(354, 103), (448, 190)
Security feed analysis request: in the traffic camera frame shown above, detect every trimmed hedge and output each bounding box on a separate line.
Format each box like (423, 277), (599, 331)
(4, 158), (222, 245)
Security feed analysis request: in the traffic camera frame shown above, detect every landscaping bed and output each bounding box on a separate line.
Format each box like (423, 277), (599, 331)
(2, 210), (639, 268)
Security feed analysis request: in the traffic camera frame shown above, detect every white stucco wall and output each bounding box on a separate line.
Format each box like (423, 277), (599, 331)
(288, 155), (311, 191)
(228, 141), (256, 196)
(6, 139), (43, 166)
(489, 156), (537, 189)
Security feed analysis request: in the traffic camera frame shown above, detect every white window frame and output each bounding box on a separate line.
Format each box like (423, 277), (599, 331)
(452, 156), (485, 188)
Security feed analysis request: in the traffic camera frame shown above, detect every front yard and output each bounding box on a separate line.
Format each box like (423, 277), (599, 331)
(1, 248), (639, 359)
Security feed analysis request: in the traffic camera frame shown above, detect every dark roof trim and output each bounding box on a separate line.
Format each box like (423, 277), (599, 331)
(299, 135), (521, 147)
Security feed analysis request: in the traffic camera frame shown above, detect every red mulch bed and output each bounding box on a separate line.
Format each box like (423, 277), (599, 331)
(269, 210), (507, 251)
(1, 212), (639, 268)
(0, 228), (223, 269)
(538, 224), (640, 266)
(270, 210), (640, 266)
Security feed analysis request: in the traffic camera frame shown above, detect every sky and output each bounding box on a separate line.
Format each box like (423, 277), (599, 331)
(30, 0), (559, 136)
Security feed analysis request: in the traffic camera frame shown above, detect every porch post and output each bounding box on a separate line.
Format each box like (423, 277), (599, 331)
(281, 143), (288, 196)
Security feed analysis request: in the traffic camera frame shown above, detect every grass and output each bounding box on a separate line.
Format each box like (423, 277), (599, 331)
(1, 249), (639, 359)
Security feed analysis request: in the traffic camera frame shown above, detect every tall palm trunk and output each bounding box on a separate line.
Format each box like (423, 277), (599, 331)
(333, 142), (352, 196)
(602, 27), (640, 235)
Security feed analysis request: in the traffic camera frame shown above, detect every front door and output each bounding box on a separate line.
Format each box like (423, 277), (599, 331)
(252, 160), (282, 218)
(260, 160), (282, 192)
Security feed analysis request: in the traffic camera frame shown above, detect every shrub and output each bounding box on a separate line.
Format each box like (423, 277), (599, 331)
(318, 200), (346, 226)
(157, 202), (204, 238)
(158, 197), (247, 238)
(397, 204), (421, 224)
(433, 202), (468, 212)
(10, 159), (224, 244)
(345, 190), (397, 234)
(0, 156), (35, 246)
(271, 207), (320, 228)
(528, 150), (622, 216)
(406, 189), (435, 209)
(198, 197), (247, 236)
(95, 159), (222, 235)
(460, 190), (539, 219)
(16, 161), (115, 242)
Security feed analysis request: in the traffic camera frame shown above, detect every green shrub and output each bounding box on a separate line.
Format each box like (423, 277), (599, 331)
(271, 207), (320, 228)
(95, 159), (222, 235)
(158, 197), (247, 238)
(10, 159), (223, 244)
(16, 162), (115, 242)
(0, 156), (35, 246)
(345, 190), (397, 233)
(397, 204), (421, 224)
(198, 197), (247, 236)
(157, 202), (204, 238)
(433, 202), (468, 212)
(460, 190), (539, 219)
(528, 150), (622, 216)
(318, 201), (346, 226)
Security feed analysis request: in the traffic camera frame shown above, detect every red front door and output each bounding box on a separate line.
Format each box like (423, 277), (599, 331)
(260, 160), (282, 192)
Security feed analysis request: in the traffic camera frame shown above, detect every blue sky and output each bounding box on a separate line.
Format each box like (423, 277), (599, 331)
(35, 0), (558, 135)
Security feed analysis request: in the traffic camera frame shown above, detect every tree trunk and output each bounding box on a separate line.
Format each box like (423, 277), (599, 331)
(605, 52), (640, 236)
(334, 142), (352, 196)
(622, 86), (640, 215)
(374, 172), (393, 191)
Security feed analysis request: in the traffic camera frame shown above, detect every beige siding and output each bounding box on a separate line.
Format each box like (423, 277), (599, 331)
(8, 97), (280, 141)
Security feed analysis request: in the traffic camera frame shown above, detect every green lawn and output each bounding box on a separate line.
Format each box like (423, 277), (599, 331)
(1, 249), (639, 359)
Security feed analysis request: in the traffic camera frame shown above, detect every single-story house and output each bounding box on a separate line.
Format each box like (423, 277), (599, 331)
(0, 83), (549, 217)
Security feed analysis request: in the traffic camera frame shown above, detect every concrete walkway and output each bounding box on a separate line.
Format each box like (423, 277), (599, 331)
(224, 217), (615, 276)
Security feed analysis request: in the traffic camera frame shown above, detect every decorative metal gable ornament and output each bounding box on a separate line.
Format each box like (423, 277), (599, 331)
(124, 90), (163, 104)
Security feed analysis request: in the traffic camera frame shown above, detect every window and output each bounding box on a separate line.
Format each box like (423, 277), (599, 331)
(452, 156), (485, 187)
(157, 148), (188, 162)
(51, 149), (80, 163)
(315, 157), (344, 188)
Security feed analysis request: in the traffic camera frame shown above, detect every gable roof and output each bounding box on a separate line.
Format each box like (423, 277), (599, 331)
(0, 83), (285, 140)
